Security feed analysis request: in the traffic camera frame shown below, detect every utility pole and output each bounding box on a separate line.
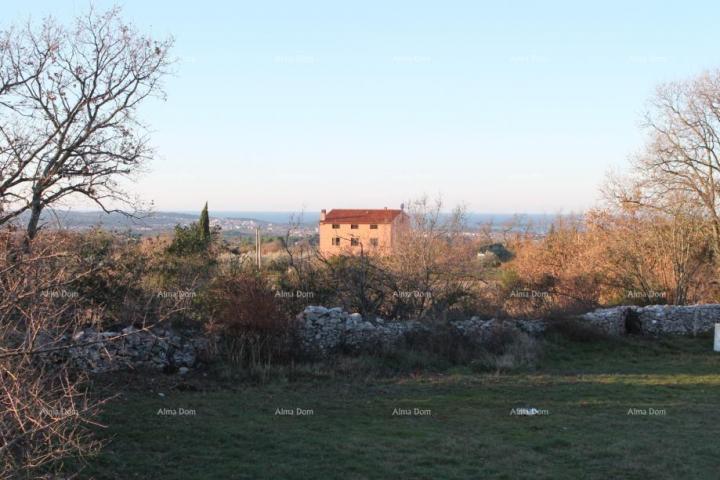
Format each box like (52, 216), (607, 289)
(255, 227), (262, 269)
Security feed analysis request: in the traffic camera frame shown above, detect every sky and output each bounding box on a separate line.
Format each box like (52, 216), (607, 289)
(4, 1), (720, 213)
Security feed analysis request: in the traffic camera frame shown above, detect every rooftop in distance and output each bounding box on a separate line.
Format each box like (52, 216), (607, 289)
(320, 207), (405, 225)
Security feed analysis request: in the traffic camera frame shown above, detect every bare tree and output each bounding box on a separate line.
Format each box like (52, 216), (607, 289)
(315, 231), (394, 318)
(389, 196), (478, 319)
(594, 190), (714, 305)
(608, 70), (720, 254)
(281, 211), (313, 291)
(0, 7), (173, 241)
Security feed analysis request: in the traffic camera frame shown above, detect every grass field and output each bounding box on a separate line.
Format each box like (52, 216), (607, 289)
(80, 335), (720, 479)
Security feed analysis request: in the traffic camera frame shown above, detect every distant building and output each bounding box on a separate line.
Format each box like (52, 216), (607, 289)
(318, 207), (409, 256)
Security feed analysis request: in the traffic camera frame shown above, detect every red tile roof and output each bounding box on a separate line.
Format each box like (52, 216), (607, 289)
(321, 209), (405, 224)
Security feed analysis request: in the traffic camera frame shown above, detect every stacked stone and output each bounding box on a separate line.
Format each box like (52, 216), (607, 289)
(297, 307), (544, 356)
(579, 304), (720, 336)
(636, 305), (720, 335)
(578, 307), (631, 335)
(450, 317), (501, 341)
(68, 326), (204, 373)
(297, 306), (419, 355)
(62, 304), (720, 373)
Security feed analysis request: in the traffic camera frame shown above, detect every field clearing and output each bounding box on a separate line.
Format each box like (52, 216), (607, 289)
(81, 336), (720, 479)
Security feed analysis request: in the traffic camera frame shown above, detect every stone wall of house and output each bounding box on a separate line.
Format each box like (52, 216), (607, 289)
(578, 304), (720, 336)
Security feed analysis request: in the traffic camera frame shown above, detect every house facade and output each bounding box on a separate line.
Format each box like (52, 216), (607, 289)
(318, 207), (409, 256)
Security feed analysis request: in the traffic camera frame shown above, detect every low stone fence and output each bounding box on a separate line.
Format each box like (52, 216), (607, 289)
(578, 304), (720, 336)
(66, 326), (207, 374)
(296, 306), (543, 357)
(298, 303), (720, 356)
(58, 304), (720, 373)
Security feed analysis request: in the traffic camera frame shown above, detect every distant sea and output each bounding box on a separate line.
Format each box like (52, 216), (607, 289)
(206, 211), (320, 224)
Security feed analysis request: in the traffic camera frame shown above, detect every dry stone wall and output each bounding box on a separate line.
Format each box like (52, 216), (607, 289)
(298, 303), (720, 357)
(296, 306), (543, 356)
(59, 304), (720, 373)
(66, 326), (207, 373)
(579, 304), (720, 336)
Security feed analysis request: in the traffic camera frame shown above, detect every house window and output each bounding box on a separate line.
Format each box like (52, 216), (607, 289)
(350, 238), (359, 246)
(370, 224), (378, 229)
(332, 237), (341, 246)
(332, 224), (340, 229)
(350, 224), (359, 229)
(370, 238), (378, 247)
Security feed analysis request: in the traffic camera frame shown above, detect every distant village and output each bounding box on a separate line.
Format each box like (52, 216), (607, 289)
(40, 208), (550, 244)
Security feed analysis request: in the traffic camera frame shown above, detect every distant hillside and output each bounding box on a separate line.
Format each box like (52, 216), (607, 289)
(11, 210), (284, 237)
(8, 210), (559, 237)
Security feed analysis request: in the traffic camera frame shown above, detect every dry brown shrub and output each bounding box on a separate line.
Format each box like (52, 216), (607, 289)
(202, 270), (297, 368)
(499, 205), (719, 316)
(0, 231), (105, 478)
(587, 207), (716, 305)
(501, 215), (604, 316)
(386, 197), (483, 320)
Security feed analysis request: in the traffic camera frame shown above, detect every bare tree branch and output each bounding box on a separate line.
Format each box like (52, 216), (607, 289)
(0, 7), (173, 242)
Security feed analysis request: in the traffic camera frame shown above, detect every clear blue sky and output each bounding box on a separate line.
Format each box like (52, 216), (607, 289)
(5, 1), (720, 213)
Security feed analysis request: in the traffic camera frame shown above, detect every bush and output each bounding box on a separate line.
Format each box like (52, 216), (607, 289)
(545, 318), (609, 343)
(202, 271), (297, 368)
(166, 222), (212, 256)
(401, 324), (478, 364)
(470, 332), (543, 372)
(393, 321), (542, 372)
(64, 229), (152, 327)
(0, 231), (104, 478)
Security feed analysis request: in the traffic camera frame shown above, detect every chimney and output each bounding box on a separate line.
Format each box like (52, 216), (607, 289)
(320, 209), (326, 221)
(384, 206), (388, 210)
(400, 203), (405, 211)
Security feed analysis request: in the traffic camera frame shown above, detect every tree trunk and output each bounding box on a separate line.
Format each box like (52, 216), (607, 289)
(23, 195), (43, 250)
(713, 220), (720, 261)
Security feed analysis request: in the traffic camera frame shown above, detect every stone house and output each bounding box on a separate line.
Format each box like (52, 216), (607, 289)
(318, 207), (409, 256)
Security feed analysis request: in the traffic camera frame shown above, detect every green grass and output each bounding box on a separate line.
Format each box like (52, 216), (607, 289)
(80, 335), (720, 479)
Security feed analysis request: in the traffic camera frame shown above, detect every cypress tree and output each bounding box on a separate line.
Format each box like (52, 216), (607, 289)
(199, 202), (210, 242)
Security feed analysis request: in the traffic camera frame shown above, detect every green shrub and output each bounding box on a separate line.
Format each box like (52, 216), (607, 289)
(166, 223), (210, 256)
